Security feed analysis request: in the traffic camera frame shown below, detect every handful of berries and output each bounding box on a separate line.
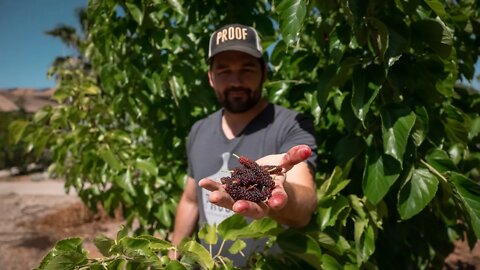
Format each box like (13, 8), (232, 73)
(221, 155), (282, 202)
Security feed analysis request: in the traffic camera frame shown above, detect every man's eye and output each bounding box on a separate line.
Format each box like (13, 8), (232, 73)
(217, 70), (230, 76)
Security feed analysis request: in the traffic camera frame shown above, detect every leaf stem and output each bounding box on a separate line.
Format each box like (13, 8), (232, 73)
(75, 254), (127, 269)
(217, 256), (228, 269)
(214, 239), (227, 258)
(420, 159), (448, 183)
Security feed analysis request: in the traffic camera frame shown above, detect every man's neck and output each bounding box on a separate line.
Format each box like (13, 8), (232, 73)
(222, 99), (268, 139)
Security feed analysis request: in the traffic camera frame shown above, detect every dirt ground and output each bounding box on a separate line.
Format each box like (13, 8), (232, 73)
(0, 173), (124, 270)
(0, 173), (479, 270)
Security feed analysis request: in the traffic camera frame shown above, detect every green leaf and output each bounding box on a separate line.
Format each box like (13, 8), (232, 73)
(34, 238), (88, 270)
(33, 131), (50, 159)
(217, 214), (277, 240)
(137, 235), (173, 250)
(411, 106), (429, 146)
(425, 149), (456, 173)
(442, 104), (469, 143)
(317, 65), (338, 111)
(333, 135), (366, 167)
(277, 230), (323, 269)
(354, 220), (376, 263)
(33, 108), (51, 123)
(115, 170), (137, 196)
(52, 88), (70, 102)
(135, 158), (158, 176)
(340, 93), (361, 132)
(165, 260), (188, 270)
(93, 235), (115, 256)
(380, 105), (416, 166)
(384, 19), (409, 65)
(119, 237), (149, 251)
(318, 161), (353, 200)
(276, 0), (307, 44)
(317, 196), (350, 230)
(351, 65), (383, 123)
(8, 120), (29, 144)
(198, 223), (218, 245)
(108, 130), (132, 144)
(317, 229), (351, 255)
(450, 173), (480, 238)
(56, 237), (84, 252)
(117, 225), (129, 240)
(145, 73), (161, 96)
(217, 214), (248, 240)
(166, 0), (185, 16)
(117, 237), (163, 267)
(363, 145), (401, 204)
(398, 168), (439, 220)
(366, 17), (389, 62)
(470, 116), (480, 139)
(349, 195), (367, 220)
(451, 144), (467, 166)
(105, 259), (125, 269)
(228, 239), (247, 254)
(81, 85), (100, 95)
(125, 1), (143, 25)
(321, 254), (343, 270)
(179, 240), (215, 270)
(411, 19), (453, 58)
(424, 0), (446, 17)
(154, 202), (172, 227)
(303, 92), (322, 125)
(265, 80), (289, 103)
(99, 146), (122, 170)
(168, 76), (181, 105)
(347, 0), (366, 25)
(241, 218), (279, 238)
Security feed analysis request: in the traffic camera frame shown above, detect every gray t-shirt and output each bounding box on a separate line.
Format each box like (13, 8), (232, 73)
(186, 103), (317, 267)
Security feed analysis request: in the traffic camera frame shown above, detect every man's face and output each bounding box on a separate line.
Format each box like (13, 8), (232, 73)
(208, 51), (264, 113)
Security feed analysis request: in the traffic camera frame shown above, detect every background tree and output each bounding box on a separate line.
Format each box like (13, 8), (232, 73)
(13, 0), (480, 269)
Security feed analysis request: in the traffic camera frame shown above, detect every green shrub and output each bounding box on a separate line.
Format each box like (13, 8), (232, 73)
(12, 0), (480, 269)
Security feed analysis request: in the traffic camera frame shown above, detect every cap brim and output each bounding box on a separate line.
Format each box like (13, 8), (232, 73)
(208, 45), (262, 59)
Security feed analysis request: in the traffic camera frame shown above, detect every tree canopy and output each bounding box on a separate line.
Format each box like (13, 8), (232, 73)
(13, 0), (480, 269)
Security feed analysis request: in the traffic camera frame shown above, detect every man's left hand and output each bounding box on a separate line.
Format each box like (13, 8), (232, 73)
(198, 145), (312, 220)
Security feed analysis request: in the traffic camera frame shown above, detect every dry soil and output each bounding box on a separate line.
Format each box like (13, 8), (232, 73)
(0, 173), (124, 270)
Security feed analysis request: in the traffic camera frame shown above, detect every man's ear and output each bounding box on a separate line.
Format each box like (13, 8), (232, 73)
(262, 62), (268, 83)
(208, 70), (215, 88)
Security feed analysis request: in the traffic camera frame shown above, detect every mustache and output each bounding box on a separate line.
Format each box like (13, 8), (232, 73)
(224, 87), (252, 95)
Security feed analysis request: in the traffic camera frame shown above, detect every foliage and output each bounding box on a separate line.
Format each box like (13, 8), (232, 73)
(0, 111), (50, 172)
(11, 0), (480, 269)
(35, 215), (309, 270)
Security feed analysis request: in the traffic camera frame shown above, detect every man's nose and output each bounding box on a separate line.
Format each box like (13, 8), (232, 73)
(227, 72), (242, 87)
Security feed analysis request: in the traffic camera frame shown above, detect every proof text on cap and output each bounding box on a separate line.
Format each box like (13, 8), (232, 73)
(216, 26), (248, 45)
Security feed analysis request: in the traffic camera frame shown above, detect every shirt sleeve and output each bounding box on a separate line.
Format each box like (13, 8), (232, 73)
(280, 112), (318, 171)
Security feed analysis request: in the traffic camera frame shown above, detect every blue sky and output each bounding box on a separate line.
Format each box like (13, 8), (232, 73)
(0, 0), (86, 89)
(0, 1), (478, 90)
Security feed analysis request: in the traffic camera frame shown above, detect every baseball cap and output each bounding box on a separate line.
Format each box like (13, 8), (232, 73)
(208, 24), (263, 60)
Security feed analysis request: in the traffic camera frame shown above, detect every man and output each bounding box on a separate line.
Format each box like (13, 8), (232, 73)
(170, 23), (318, 267)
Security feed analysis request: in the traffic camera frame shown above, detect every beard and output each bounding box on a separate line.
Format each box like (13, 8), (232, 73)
(217, 86), (262, 113)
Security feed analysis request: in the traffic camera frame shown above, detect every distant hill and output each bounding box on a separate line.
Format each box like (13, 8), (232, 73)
(0, 88), (57, 113)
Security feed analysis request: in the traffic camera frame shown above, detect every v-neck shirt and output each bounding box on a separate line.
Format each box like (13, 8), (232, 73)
(186, 103), (317, 267)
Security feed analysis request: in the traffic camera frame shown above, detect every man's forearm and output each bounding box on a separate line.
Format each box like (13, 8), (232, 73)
(171, 201), (199, 246)
(269, 180), (317, 227)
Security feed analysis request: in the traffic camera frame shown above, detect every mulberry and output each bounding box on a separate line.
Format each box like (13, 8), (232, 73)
(222, 155), (281, 202)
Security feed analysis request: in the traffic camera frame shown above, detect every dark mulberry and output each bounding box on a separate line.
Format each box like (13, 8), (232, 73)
(223, 155), (281, 202)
